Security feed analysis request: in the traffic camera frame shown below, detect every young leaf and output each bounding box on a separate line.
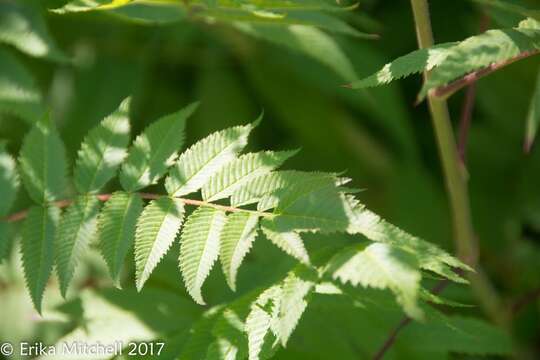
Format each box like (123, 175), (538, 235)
(0, 141), (19, 216)
(202, 150), (299, 202)
(98, 192), (143, 286)
(134, 197), (185, 291)
(327, 243), (423, 319)
(19, 117), (68, 204)
(179, 207), (226, 305)
(525, 68), (540, 152)
(74, 98), (131, 194)
(21, 205), (60, 313)
(261, 224), (310, 265)
(349, 42), (456, 89)
(220, 212), (260, 291)
(120, 102), (198, 192)
(165, 120), (258, 197)
(55, 196), (101, 297)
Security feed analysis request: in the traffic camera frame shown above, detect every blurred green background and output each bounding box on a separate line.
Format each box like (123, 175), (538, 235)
(0, 0), (539, 359)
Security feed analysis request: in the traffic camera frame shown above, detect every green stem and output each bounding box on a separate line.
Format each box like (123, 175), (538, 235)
(409, 0), (508, 327)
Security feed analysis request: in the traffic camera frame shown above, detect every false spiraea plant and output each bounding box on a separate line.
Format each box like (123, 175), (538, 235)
(0, 99), (470, 358)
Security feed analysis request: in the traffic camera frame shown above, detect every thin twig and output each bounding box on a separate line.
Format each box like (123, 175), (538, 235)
(432, 50), (540, 100)
(372, 317), (413, 360)
(372, 273), (458, 360)
(457, 83), (477, 164)
(512, 287), (540, 314)
(1, 192), (273, 223)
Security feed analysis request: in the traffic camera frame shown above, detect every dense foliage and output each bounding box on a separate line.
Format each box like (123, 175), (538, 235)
(0, 0), (539, 359)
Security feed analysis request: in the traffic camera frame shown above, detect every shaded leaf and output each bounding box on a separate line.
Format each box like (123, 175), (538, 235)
(55, 196), (101, 297)
(98, 192), (143, 286)
(327, 243), (423, 319)
(135, 197), (185, 291)
(19, 117), (68, 204)
(74, 98), (131, 193)
(21, 205), (60, 313)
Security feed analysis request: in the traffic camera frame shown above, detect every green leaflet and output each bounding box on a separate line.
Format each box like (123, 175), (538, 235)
(74, 98), (131, 194)
(230, 170), (338, 208)
(245, 285), (281, 360)
(275, 271), (314, 346)
(19, 117), (68, 204)
(120, 102), (198, 192)
(346, 204), (471, 280)
(220, 212), (260, 291)
(420, 25), (540, 99)
(326, 243), (423, 320)
(165, 120), (258, 197)
(256, 172), (346, 211)
(261, 224), (310, 265)
(179, 207), (226, 305)
(21, 205), (60, 313)
(244, 269), (317, 360)
(353, 19), (540, 99)
(265, 178), (351, 233)
(202, 150), (299, 202)
(134, 197), (185, 291)
(98, 192), (143, 286)
(0, 141), (19, 216)
(525, 68), (540, 152)
(0, 48), (43, 122)
(206, 295), (256, 360)
(350, 42), (457, 89)
(0, 2), (67, 61)
(55, 196), (101, 297)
